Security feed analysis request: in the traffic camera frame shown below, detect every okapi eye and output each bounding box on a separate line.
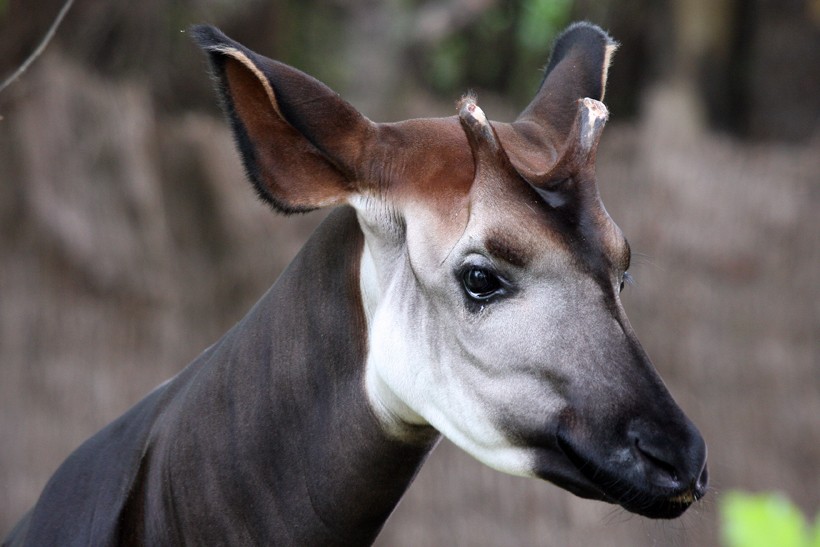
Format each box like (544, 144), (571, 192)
(462, 267), (502, 300)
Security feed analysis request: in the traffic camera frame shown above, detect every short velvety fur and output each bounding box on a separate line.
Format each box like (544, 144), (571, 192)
(5, 210), (435, 546)
(5, 21), (708, 546)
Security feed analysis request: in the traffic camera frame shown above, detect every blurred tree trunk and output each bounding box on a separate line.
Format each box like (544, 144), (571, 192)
(573, 0), (820, 141)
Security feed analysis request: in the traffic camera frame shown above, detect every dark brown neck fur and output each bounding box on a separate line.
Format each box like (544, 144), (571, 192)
(132, 207), (436, 545)
(10, 208), (435, 546)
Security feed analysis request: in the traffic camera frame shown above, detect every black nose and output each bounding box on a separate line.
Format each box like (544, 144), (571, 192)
(629, 421), (708, 496)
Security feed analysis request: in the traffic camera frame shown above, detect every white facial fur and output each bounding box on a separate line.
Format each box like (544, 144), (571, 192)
(355, 195), (622, 477)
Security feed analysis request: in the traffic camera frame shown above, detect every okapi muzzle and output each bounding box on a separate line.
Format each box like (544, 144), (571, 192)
(5, 21), (707, 547)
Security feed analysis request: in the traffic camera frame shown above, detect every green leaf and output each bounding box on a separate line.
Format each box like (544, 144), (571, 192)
(517, 0), (573, 52)
(720, 491), (812, 547)
(811, 513), (820, 547)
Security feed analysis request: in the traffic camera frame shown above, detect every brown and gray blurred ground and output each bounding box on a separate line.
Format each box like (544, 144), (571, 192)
(1, 1), (818, 545)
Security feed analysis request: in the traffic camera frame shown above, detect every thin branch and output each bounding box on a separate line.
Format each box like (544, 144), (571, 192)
(0, 0), (76, 94)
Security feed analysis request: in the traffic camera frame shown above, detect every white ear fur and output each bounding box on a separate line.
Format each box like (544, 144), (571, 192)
(600, 43), (618, 101)
(211, 45), (284, 118)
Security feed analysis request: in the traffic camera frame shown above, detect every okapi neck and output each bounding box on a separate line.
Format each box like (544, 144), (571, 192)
(142, 207), (434, 545)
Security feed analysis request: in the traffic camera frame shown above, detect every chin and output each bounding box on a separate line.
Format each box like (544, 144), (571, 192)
(533, 443), (706, 520)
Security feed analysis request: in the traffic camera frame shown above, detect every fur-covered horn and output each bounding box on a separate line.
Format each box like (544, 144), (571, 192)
(529, 96), (609, 187)
(457, 95), (499, 156)
(457, 95), (521, 185)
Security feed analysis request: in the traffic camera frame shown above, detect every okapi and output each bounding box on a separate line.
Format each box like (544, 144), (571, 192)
(5, 22), (708, 546)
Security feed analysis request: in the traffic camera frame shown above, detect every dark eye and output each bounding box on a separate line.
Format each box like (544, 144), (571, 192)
(462, 267), (502, 300)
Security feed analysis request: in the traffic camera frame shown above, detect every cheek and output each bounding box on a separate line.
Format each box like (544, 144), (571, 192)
(460, 285), (567, 357)
(367, 268), (453, 388)
(452, 283), (594, 398)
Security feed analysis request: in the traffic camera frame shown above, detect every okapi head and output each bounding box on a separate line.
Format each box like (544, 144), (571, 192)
(194, 22), (708, 519)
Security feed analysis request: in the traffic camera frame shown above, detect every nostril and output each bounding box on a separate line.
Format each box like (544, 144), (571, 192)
(633, 437), (681, 487)
(627, 421), (708, 498)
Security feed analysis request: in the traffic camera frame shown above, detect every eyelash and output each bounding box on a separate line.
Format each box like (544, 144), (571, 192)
(620, 271), (634, 292)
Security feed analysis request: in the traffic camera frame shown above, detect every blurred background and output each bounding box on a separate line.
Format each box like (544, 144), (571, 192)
(0, 0), (817, 545)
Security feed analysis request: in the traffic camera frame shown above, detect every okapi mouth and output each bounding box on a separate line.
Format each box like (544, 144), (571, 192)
(553, 432), (707, 519)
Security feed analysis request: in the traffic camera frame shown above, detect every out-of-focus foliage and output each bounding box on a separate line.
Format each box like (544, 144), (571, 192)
(421, 0), (572, 106)
(517, 0), (573, 50)
(4, 0), (816, 138)
(720, 491), (820, 547)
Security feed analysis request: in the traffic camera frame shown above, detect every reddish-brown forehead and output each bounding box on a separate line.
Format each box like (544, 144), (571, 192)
(370, 117), (474, 210)
(478, 195), (630, 282)
(368, 116), (628, 275)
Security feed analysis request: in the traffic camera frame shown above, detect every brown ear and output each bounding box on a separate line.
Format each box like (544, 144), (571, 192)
(496, 22), (617, 182)
(192, 25), (375, 213)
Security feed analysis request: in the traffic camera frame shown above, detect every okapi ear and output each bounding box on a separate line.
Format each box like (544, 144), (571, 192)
(497, 22), (617, 182)
(191, 25), (374, 213)
(520, 22), (616, 136)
